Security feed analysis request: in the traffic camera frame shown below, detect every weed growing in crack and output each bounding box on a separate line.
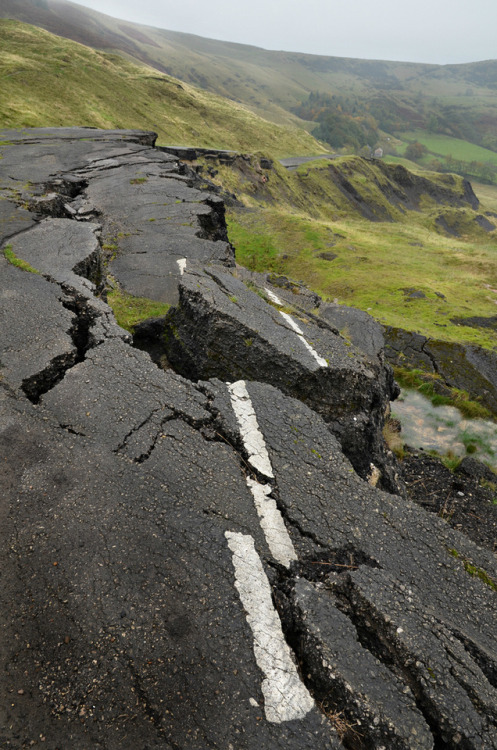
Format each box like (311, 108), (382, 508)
(480, 478), (497, 493)
(393, 367), (492, 420)
(382, 418), (405, 460)
(106, 284), (170, 332)
(317, 703), (362, 744)
(440, 450), (462, 472)
(447, 547), (497, 591)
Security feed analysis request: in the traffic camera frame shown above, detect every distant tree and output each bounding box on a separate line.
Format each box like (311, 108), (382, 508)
(294, 92), (379, 152)
(405, 141), (428, 162)
(427, 114), (439, 133)
(427, 159), (444, 172)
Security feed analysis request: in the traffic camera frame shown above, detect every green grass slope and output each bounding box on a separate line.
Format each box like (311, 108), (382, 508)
(0, 19), (323, 156)
(200, 153), (497, 351)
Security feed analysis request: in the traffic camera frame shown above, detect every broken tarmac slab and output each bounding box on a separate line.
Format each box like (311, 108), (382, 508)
(4, 356), (497, 747)
(0, 199), (37, 246)
(66, 146), (234, 304)
(0, 127), (234, 307)
(6, 218), (103, 294)
(163, 265), (400, 490)
(337, 566), (497, 748)
(234, 266), (388, 363)
(290, 578), (433, 750)
(0, 255), (77, 400)
(5, 217), (132, 348)
(207, 378), (497, 747)
(0, 127), (158, 186)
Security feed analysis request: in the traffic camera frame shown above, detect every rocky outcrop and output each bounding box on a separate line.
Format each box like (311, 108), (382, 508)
(375, 161), (480, 211)
(1, 129), (497, 750)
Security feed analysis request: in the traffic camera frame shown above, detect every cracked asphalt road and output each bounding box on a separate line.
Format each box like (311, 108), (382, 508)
(1, 128), (496, 750)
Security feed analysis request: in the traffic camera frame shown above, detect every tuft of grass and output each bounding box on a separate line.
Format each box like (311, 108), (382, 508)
(130, 177), (148, 185)
(440, 451), (463, 472)
(447, 548), (497, 591)
(3, 244), (40, 274)
(382, 419), (406, 460)
(480, 478), (497, 493)
(243, 279), (271, 301)
(459, 429), (494, 457)
(106, 285), (170, 332)
(450, 390), (492, 420)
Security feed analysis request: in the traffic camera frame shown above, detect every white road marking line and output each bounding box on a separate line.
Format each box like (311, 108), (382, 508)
(246, 478), (297, 568)
(264, 287), (327, 368)
(264, 287), (284, 305)
(225, 532), (315, 723)
(177, 258), (187, 275)
(228, 380), (274, 478)
(279, 311), (328, 368)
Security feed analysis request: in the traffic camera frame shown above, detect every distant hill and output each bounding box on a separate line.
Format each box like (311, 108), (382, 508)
(1, 0), (497, 153)
(0, 19), (323, 155)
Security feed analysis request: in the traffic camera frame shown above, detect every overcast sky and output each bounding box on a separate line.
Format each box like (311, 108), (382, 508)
(71, 0), (496, 65)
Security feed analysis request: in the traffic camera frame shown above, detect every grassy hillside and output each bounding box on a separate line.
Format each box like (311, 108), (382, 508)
(3, 0), (497, 157)
(0, 19), (323, 156)
(198, 153), (497, 351)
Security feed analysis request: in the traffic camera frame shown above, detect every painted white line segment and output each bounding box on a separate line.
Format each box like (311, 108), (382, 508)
(246, 478), (297, 568)
(279, 312), (328, 368)
(177, 258), (187, 275)
(225, 531), (315, 723)
(264, 287), (284, 306)
(228, 381), (274, 478)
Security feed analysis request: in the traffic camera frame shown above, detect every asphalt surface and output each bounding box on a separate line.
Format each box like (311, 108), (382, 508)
(1, 128), (496, 749)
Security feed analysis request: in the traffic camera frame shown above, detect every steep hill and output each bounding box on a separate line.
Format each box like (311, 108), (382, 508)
(0, 18), (323, 155)
(2, 0), (497, 151)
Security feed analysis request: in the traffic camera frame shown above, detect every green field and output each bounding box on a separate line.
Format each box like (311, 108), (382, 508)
(400, 132), (497, 165)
